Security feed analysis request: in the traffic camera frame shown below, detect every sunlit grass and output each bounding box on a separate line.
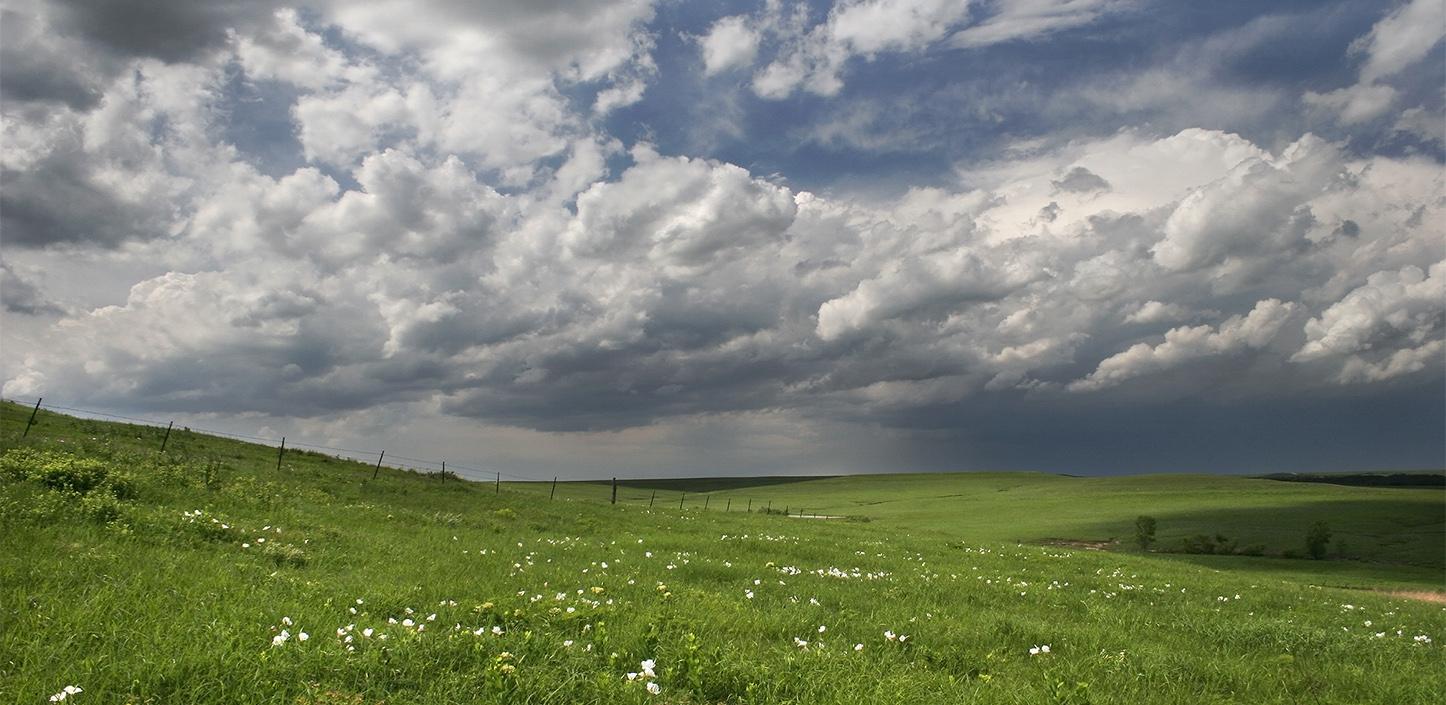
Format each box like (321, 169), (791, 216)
(1, 402), (1442, 704)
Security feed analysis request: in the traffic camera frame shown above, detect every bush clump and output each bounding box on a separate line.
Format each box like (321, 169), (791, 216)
(1134, 515), (1157, 550)
(1306, 521), (1332, 560)
(1, 448), (134, 499)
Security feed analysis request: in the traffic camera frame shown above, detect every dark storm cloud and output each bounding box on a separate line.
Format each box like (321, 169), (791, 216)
(49, 0), (282, 63)
(0, 152), (175, 249)
(0, 9), (104, 109)
(876, 379), (1446, 475)
(0, 260), (63, 315)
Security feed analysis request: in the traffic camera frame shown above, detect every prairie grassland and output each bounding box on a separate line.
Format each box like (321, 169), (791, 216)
(1, 402), (1442, 704)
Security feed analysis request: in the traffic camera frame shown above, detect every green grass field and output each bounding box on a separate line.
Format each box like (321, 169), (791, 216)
(2, 401), (1443, 704)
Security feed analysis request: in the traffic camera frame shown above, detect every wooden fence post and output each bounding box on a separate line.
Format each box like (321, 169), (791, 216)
(371, 450), (384, 480)
(704, 495), (710, 510)
(680, 492), (685, 509)
(649, 490), (656, 508)
(495, 472), (500, 494)
(551, 476), (558, 500)
(276, 437), (286, 471)
(611, 477), (617, 505)
(22, 397), (42, 438)
(159, 421), (173, 452)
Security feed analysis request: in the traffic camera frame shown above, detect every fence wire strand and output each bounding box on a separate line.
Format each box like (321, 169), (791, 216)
(3, 396), (546, 483)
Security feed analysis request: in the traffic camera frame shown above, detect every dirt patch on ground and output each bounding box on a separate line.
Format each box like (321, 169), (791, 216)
(1375, 590), (1446, 604)
(1035, 538), (1118, 551)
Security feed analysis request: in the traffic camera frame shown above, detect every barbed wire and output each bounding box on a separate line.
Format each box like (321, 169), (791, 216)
(2, 396), (547, 483)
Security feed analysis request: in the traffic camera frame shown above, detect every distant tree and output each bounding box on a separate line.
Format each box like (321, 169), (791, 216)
(1134, 515), (1157, 551)
(1306, 521), (1332, 560)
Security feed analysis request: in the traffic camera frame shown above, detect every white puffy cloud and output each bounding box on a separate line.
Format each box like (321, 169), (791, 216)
(1153, 134), (1341, 272)
(1070, 299), (1298, 391)
(1293, 262), (1445, 383)
(564, 148), (797, 269)
(231, 9), (360, 91)
(699, 15), (762, 75)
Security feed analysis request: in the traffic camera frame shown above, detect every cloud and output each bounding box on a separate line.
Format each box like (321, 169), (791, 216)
(1303, 0), (1445, 127)
(48, 0), (283, 63)
(1, 1), (1441, 473)
(1293, 261), (1445, 383)
(1351, 0), (1446, 84)
(1303, 83), (1398, 125)
(1069, 299), (1298, 391)
(1123, 301), (1189, 325)
(0, 60), (211, 248)
(9, 115), (1440, 432)
(949, 0), (1133, 48)
(1153, 134), (1340, 272)
(0, 260), (64, 316)
(1050, 166), (1111, 194)
(753, 0), (1122, 99)
(699, 15), (762, 75)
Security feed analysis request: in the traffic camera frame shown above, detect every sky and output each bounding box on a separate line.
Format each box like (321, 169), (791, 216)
(1, 0), (1443, 480)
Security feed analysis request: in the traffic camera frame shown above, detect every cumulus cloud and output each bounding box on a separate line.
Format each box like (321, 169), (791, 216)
(8, 111), (1441, 431)
(1293, 262), (1445, 383)
(0, 1), (1442, 472)
(1, 59), (213, 248)
(1070, 299), (1298, 391)
(1153, 134), (1340, 272)
(699, 15), (762, 75)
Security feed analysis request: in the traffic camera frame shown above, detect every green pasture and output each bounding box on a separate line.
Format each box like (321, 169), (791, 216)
(1, 401), (1442, 704)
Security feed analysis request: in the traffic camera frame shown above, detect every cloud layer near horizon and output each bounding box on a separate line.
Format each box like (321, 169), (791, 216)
(2, 0), (1442, 475)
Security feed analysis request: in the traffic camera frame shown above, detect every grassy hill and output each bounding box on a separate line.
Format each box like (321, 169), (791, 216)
(587, 472), (1446, 577)
(2, 401), (1443, 704)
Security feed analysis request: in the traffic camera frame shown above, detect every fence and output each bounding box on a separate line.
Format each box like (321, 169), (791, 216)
(0, 396), (834, 517)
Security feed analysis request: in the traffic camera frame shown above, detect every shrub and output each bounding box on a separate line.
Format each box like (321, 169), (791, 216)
(1134, 515), (1157, 550)
(494, 508), (517, 520)
(79, 492), (123, 524)
(1213, 533), (1237, 555)
(1, 448), (132, 498)
(1306, 521), (1332, 560)
(1238, 544), (1266, 556)
(104, 470), (139, 500)
(1181, 534), (1216, 554)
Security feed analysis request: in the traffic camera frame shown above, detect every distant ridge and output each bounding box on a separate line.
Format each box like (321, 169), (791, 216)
(1258, 472), (1445, 489)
